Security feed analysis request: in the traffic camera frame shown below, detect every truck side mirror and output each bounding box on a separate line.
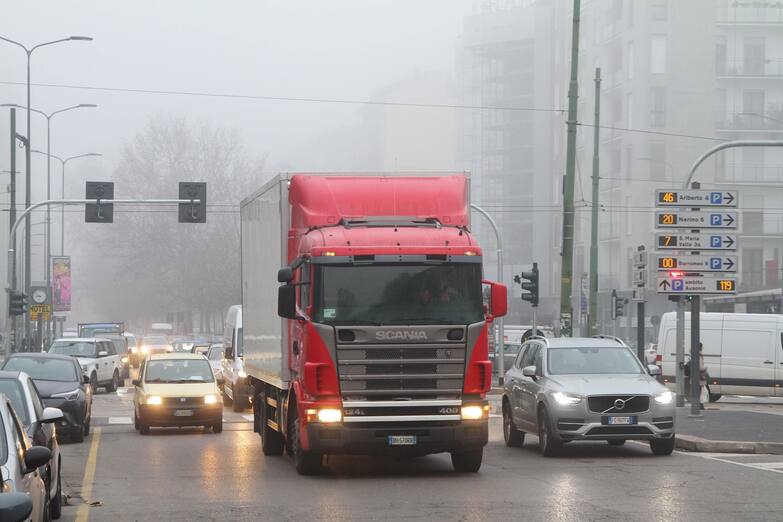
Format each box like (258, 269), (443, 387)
(488, 281), (508, 318)
(278, 284), (297, 319)
(278, 267), (294, 283)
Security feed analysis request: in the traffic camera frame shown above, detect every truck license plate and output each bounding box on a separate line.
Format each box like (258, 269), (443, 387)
(173, 409), (193, 417)
(607, 416), (636, 425)
(387, 435), (417, 446)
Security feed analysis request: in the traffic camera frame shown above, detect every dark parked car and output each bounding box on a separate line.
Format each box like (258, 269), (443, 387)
(2, 354), (93, 443)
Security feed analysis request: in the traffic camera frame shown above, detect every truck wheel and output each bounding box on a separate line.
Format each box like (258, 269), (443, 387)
(538, 406), (561, 457)
(290, 407), (322, 475)
(261, 392), (284, 456)
(502, 401), (524, 448)
(451, 449), (483, 472)
(650, 437), (675, 456)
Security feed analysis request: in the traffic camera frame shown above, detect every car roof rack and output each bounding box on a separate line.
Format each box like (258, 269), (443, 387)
(591, 334), (627, 346)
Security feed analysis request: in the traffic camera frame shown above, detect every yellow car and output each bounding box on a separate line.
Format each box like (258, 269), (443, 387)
(132, 353), (223, 434)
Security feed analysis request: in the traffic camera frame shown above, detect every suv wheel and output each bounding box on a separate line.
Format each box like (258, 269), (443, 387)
(89, 372), (98, 391)
(650, 437), (675, 456)
(107, 371), (119, 393)
(502, 401), (524, 447)
(538, 406), (561, 457)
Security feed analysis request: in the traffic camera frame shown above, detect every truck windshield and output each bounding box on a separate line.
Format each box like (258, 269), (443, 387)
(313, 263), (484, 325)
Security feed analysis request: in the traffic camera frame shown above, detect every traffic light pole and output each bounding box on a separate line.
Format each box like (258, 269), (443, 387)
(4, 197), (201, 355)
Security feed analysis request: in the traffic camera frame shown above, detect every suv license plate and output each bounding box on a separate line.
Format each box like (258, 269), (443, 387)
(173, 410), (193, 417)
(388, 435), (417, 446)
(607, 416), (636, 425)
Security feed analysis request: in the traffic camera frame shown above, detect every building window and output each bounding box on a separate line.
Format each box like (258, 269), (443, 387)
(716, 35), (727, 76)
(744, 36), (766, 76)
(649, 142), (666, 180)
(650, 87), (666, 128)
(651, 0), (667, 21)
(651, 35), (667, 74)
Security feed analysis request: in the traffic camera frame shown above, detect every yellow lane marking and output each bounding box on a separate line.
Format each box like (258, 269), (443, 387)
(75, 427), (102, 522)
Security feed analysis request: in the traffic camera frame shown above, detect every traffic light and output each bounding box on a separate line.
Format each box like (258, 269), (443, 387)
(611, 289), (628, 320)
(178, 182), (207, 223)
(85, 181), (114, 223)
(8, 291), (27, 316)
(515, 262), (539, 307)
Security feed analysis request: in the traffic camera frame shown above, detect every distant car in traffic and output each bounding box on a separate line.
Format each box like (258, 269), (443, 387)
(124, 333), (139, 367)
(103, 334), (130, 380)
(132, 353), (223, 434)
(48, 338), (123, 392)
(204, 345), (224, 382)
(0, 371), (64, 519)
(190, 343), (211, 356)
(2, 353), (93, 443)
(0, 394), (53, 522)
(502, 336), (675, 456)
(138, 335), (174, 360)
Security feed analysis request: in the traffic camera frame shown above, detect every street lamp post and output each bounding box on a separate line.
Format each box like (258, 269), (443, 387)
(5, 104), (97, 344)
(0, 34), (92, 348)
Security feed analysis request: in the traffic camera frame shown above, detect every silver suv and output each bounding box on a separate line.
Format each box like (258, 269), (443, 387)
(502, 336), (675, 456)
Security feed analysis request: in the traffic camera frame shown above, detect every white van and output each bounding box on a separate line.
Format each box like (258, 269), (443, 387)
(220, 305), (251, 411)
(657, 312), (783, 399)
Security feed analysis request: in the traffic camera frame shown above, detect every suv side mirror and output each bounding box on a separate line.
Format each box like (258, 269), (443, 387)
(278, 284), (297, 319)
(0, 492), (33, 522)
(647, 365), (662, 376)
(24, 446), (51, 473)
(40, 407), (63, 424)
(522, 365), (536, 378)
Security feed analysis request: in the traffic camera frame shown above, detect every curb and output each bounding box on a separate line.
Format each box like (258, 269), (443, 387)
(675, 434), (783, 455)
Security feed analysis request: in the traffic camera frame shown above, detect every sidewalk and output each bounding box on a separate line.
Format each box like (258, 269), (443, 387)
(675, 405), (783, 454)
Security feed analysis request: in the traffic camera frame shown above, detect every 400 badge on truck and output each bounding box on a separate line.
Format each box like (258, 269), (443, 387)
(240, 173), (507, 474)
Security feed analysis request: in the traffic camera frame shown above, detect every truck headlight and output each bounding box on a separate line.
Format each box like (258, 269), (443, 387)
(460, 405), (489, 420)
(553, 392), (581, 405)
(654, 391), (674, 404)
(147, 395), (162, 405)
(204, 394), (219, 405)
(305, 408), (342, 423)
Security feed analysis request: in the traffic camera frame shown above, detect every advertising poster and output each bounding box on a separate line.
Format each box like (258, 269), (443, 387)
(52, 257), (72, 312)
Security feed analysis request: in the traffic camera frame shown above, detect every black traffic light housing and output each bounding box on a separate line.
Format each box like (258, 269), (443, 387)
(514, 262), (539, 307)
(8, 291), (27, 316)
(85, 181), (114, 223)
(179, 182), (207, 223)
(611, 289), (628, 319)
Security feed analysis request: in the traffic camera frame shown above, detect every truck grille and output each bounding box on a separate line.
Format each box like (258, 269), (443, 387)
(336, 340), (466, 401)
(587, 395), (650, 414)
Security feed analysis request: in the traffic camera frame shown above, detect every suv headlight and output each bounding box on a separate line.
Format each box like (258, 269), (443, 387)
(51, 389), (80, 401)
(553, 392), (582, 405)
(654, 391), (674, 404)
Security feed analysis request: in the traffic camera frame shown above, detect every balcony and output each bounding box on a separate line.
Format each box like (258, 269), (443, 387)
(716, 112), (783, 132)
(717, 5), (783, 25)
(717, 58), (783, 78)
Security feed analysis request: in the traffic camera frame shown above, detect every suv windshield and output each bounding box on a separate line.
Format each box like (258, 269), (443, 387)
(80, 325), (122, 337)
(548, 347), (643, 375)
(49, 341), (98, 358)
(313, 263), (484, 325)
(3, 358), (78, 382)
(144, 359), (214, 383)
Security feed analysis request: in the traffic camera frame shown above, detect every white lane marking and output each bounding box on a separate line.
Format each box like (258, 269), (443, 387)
(750, 462), (783, 469)
(680, 451), (783, 475)
(242, 414), (255, 422)
(108, 416), (133, 425)
(489, 414), (501, 419)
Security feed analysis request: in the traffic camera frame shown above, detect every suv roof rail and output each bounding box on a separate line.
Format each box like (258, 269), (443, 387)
(591, 334), (627, 346)
(525, 335), (550, 345)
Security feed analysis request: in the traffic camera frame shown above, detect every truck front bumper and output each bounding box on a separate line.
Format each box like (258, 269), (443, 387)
(306, 421), (488, 456)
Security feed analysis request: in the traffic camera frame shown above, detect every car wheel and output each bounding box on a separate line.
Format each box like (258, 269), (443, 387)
(450, 449), (483, 472)
(139, 416), (150, 435)
(502, 401), (525, 448)
(608, 439), (626, 446)
(538, 406), (561, 457)
(107, 371), (119, 393)
(650, 437), (675, 456)
(73, 424), (85, 443)
(51, 465), (62, 520)
(290, 404), (322, 475)
(134, 412), (140, 431)
(212, 419), (223, 434)
(43, 478), (52, 522)
(708, 393), (722, 403)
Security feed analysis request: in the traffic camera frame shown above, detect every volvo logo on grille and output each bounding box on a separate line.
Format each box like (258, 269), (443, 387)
(613, 398), (626, 410)
(375, 330), (428, 341)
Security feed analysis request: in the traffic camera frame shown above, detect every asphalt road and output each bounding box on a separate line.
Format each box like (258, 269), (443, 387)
(55, 385), (783, 522)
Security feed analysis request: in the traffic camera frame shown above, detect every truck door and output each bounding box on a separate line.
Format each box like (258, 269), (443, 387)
(292, 260), (311, 371)
(777, 330), (783, 397)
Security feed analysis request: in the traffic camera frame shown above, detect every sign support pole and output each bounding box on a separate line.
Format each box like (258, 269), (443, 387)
(675, 298), (685, 407)
(690, 296), (702, 416)
(636, 300), (645, 362)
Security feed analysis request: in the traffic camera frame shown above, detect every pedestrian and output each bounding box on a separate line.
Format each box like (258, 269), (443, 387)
(698, 342), (709, 410)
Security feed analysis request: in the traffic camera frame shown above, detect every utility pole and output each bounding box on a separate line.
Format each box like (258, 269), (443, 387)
(8, 108), (17, 351)
(588, 67), (601, 336)
(559, 0), (582, 337)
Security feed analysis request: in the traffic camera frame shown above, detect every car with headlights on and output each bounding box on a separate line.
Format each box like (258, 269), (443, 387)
(2, 353), (93, 443)
(133, 353), (223, 434)
(137, 335), (174, 361)
(0, 371), (64, 519)
(502, 336), (675, 457)
(0, 394), (53, 522)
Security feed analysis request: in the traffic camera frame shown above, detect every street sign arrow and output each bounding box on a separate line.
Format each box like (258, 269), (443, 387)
(724, 257), (735, 270)
(724, 214), (734, 227)
(725, 192), (735, 205)
(656, 233), (738, 251)
(658, 279), (671, 290)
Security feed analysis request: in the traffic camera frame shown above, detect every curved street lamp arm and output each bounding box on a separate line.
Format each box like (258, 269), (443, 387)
(0, 36), (29, 52)
(683, 140), (783, 188)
